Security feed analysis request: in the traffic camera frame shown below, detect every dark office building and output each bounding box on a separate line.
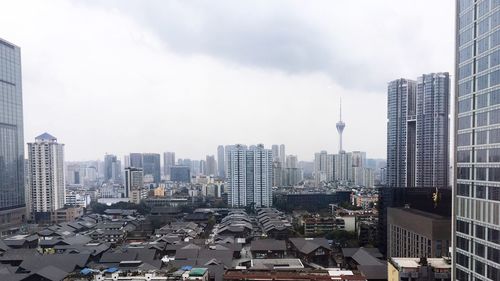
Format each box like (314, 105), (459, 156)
(170, 166), (191, 183)
(129, 153), (143, 168)
(0, 38), (26, 234)
(142, 153), (161, 184)
(273, 191), (351, 212)
(377, 187), (451, 257)
(387, 207), (451, 258)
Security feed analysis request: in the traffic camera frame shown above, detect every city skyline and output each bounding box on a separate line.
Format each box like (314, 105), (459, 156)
(0, 0), (453, 161)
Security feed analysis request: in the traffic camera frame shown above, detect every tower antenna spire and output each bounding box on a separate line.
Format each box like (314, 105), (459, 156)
(336, 96), (346, 153)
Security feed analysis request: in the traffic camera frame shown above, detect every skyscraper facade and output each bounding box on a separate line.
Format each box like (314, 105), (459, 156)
(272, 144), (280, 162)
(163, 151), (175, 178)
(0, 38), (26, 231)
(226, 144), (273, 208)
(28, 133), (65, 222)
(217, 146), (225, 178)
(142, 153), (161, 184)
(455, 1), (500, 280)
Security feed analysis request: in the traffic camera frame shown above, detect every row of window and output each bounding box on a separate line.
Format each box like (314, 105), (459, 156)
(456, 237), (500, 264)
(457, 166), (500, 182)
(457, 148), (500, 163)
(457, 183), (500, 201)
(457, 129), (500, 146)
(456, 220), (500, 243)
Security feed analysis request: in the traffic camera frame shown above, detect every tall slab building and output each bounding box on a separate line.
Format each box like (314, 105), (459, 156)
(28, 133), (65, 223)
(226, 144), (273, 208)
(455, 1), (500, 280)
(387, 73), (449, 189)
(0, 38), (25, 232)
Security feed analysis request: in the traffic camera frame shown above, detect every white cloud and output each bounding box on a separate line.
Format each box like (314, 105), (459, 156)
(0, 0), (453, 161)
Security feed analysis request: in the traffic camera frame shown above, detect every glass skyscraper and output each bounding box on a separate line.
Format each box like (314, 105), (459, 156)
(0, 38), (25, 232)
(455, 1), (500, 280)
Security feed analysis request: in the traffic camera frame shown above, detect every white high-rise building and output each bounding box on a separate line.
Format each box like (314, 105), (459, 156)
(335, 151), (353, 183)
(226, 144), (272, 208)
(217, 145), (225, 178)
(271, 144), (280, 162)
(28, 133), (65, 222)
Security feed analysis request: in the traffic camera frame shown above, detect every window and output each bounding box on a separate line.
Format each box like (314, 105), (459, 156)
(460, 45), (473, 63)
(478, 17), (490, 36)
(488, 228), (500, 243)
(460, 27), (474, 46)
(477, 74), (489, 90)
(475, 242), (485, 257)
(476, 225), (486, 239)
(459, 80), (473, 96)
(490, 129), (500, 143)
(461, 62), (474, 79)
(456, 251), (469, 267)
(488, 247), (500, 263)
(491, 69), (500, 87)
(477, 112), (488, 126)
(491, 89), (500, 105)
(477, 130), (488, 145)
(458, 150), (470, 162)
(460, 8), (474, 28)
(489, 186), (500, 201)
(459, 116), (472, 130)
(458, 133), (472, 146)
(457, 236), (469, 251)
(477, 56), (488, 73)
(476, 185), (487, 198)
(491, 48), (500, 67)
(478, 36), (490, 55)
(488, 265), (499, 280)
(475, 260), (485, 276)
(490, 108), (500, 124)
(489, 148), (500, 162)
(477, 168), (487, 181)
(458, 167), (471, 180)
(458, 184), (470, 196)
(477, 93), (489, 109)
(478, 0), (490, 17)
(489, 167), (500, 181)
(477, 149), (487, 162)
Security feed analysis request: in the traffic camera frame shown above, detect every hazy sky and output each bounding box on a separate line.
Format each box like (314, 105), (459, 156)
(0, 0), (454, 162)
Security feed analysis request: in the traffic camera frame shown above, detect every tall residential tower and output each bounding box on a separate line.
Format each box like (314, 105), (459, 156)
(28, 133), (65, 222)
(387, 74), (449, 189)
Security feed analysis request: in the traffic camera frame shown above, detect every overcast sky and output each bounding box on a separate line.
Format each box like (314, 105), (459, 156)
(0, 0), (454, 162)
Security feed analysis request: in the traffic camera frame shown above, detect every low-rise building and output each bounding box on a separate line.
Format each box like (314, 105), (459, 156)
(51, 206), (84, 224)
(388, 257), (451, 281)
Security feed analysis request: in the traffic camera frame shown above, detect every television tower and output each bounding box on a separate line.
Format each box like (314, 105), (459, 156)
(336, 98), (345, 153)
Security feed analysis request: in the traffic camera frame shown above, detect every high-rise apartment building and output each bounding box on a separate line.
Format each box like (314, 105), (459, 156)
(142, 153), (161, 184)
(455, 1), (500, 280)
(272, 144), (280, 162)
(125, 167), (143, 199)
(163, 152), (175, 178)
(28, 133), (65, 222)
(416, 73), (450, 188)
(387, 78), (417, 187)
(0, 38), (26, 232)
(314, 151), (335, 185)
(226, 144), (273, 208)
(217, 146), (225, 178)
(387, 73), (449, 188)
